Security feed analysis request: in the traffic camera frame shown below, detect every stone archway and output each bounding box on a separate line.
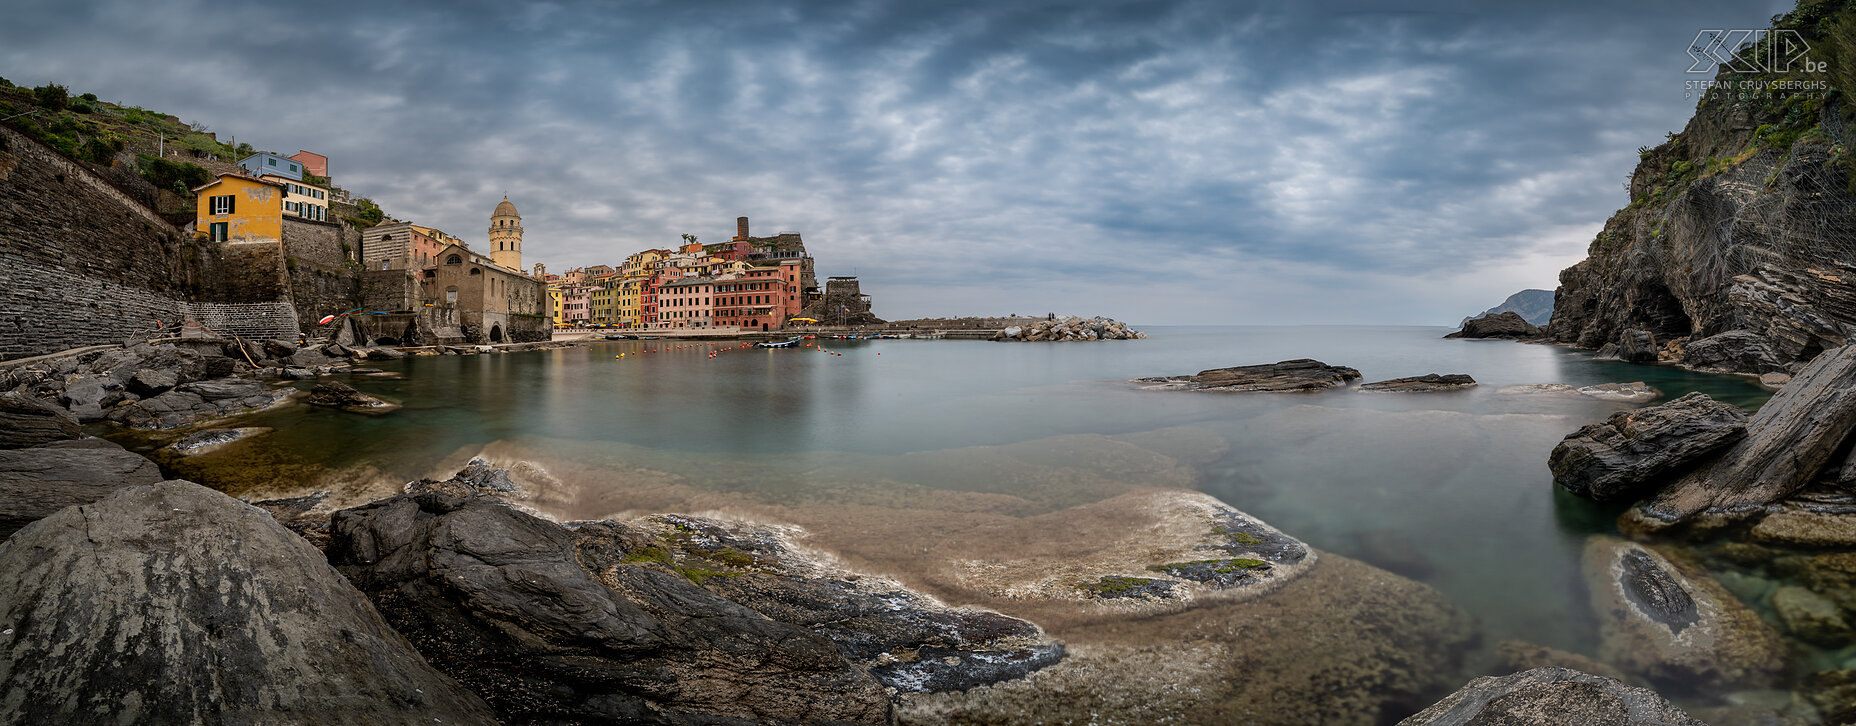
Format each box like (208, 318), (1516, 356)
(489, 324), (504, 343)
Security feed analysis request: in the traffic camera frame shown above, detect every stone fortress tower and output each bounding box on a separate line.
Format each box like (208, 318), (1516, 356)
(488, 196), (523, 271)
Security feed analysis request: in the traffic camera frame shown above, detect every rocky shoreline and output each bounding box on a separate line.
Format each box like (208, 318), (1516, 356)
(0, 335), (1806, 723)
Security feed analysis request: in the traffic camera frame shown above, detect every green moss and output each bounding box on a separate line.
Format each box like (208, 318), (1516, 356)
(678, 569), (742, 586)
(1231, 531), (1262, 545)
(1148, 558), (1267, 574)
(701, 549), (759, 568)
(1078, 575), (1151, 595)
(622, 545), (675, 568)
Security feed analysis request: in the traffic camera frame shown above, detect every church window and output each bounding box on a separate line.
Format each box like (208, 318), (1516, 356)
(447, 254), (463, 264)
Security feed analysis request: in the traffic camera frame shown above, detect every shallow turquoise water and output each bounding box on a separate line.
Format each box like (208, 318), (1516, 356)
(142, 325), (1773, 682)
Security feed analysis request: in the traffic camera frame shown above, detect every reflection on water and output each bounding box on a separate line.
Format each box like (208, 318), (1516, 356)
(114, 326), (1779, 706)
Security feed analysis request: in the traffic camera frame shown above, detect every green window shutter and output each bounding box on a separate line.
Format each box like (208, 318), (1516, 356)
(227, 194), (235, 214)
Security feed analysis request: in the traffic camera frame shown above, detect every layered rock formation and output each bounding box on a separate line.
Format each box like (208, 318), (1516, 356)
(1446, 311), (1541, 339)
(0, 480), (497, 724)
(1547, 18), (1856, 373)
(1138, 359), (1361, 392)
(1634, 344), (1856, 528)
(1548, 392), (1749, 502)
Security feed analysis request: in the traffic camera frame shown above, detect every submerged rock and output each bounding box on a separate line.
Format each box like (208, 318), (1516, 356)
(304, 380), (398, 414)
(0, 439), (162, 540)
(1494, 641), (1632, 684)
(1633, 345), (1856, 530)
(162, 426), (270, 456)
(1771, 585), (1852, 646)
(0, 480), (496, 724)
(328, 491), (895, 724)
(1358, 374), (1477, 392)
(1548, 392), (1749, 502)
(0, 393), (80, 448)
(1584, 537), (1785, 690)
(1138, 359), (1362, 392)
(1398, 667), (1703, 726)
(1496, 382), (1661, 403)
(1445, 311), (1541, 339)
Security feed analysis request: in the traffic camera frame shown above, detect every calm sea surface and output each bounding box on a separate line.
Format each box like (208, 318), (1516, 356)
(139, 325), (1776, 678)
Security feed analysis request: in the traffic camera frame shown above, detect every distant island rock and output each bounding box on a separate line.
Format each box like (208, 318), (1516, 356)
(1137, 359), (1361, 392)
(1446, 311), (1542, 339)
(1461, 289), (1555, 328)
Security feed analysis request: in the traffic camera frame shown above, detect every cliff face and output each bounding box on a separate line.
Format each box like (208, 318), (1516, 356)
(1549, 4), (1856, 373)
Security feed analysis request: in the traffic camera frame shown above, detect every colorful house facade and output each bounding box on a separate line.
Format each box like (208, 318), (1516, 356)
(193, 174), (284, 244)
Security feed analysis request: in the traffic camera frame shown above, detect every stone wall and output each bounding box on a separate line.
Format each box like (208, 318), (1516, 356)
(0, 124), (300, 360)
(283, 218), (361, 331)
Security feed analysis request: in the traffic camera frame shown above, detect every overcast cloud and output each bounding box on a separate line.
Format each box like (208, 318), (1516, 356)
(0, 0), (1796, 324)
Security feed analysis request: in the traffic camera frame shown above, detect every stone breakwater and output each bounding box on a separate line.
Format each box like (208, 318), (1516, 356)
(991, 316), (1146, 341)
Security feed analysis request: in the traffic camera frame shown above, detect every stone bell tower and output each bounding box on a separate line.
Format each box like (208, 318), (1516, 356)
(489, 196), (523, 270)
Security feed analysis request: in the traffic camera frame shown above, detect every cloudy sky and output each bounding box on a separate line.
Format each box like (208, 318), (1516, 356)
(1, 0), (1796, 324)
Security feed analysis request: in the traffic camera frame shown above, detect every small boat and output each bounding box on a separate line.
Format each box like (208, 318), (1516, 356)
(757, 338), (801, 349)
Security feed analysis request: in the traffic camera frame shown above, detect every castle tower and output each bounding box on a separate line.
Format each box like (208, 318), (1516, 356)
(488, 196), (523, 270)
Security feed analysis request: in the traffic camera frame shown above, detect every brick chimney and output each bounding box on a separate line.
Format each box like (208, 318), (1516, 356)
(735, 217), (749, 241)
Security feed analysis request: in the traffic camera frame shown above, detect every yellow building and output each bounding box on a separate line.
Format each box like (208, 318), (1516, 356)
(616, 277), (645, 328)
(547, 284), (565, 326)
(622, 249), (665, 277)
(590, 279), (617, 325)
(194, 173), (284, 243)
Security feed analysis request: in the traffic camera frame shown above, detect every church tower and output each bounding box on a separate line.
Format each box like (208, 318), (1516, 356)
(488, 196), (523, 271)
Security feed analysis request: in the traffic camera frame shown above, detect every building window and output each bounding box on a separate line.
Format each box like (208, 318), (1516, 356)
(447, 254), (463, 264)
(209, 195), (234, 215)
(209, 222), (228, 242)
(268, 158), (277, 167)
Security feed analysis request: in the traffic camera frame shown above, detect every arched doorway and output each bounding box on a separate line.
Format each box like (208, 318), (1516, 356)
(489, 324), (504, 343)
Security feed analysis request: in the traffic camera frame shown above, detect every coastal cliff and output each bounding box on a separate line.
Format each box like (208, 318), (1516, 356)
(1549, 4), (1856, 373)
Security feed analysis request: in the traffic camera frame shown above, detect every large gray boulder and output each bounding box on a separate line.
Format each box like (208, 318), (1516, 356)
(1584, 537), (1784, 690)
(1398, 667), (1702, 725)
(1681, 330), (1788, 374)
(0, 439), (163, 539)
(1618, 329), (1660, 363)
(58, 376), (113, 422)
(1138, 359), (1362, 392)
(1445, 311), (1540, 339)
(106, 378), (286, 430)
(0, 480), (496, 724)
(328, 491), (894, 724)
(1548, 392), (1749, 502)
(0, 393), (80, 449)
(1634, 345), (1856, 530)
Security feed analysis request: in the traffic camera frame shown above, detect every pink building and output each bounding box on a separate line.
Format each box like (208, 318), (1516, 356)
(289, 150), (328, 178)
(655, 276), (714, 328)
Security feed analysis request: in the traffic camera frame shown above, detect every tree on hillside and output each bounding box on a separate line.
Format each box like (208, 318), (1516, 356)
(353, 198), (385, 227)
(32, 84), (67, 111)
